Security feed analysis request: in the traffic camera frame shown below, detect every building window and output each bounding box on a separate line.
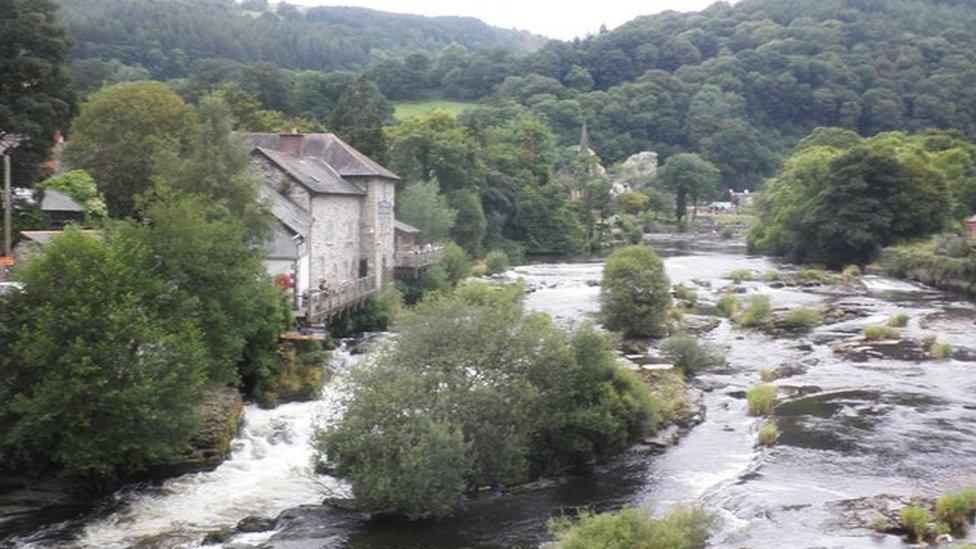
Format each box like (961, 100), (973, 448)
(359, 258), (368, 279)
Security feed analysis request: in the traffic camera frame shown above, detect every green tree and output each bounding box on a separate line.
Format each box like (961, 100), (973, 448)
(0, 229), (207, 488)
(448, 189), (487, 257)
(330, 75), (391, 163)
(657, 153), (720, 221)
(600, 244), (671, 338)
(316, 287), (657, 518)
(395, 180), (457, 241)
(0, 0), (77, 185)
(387, 110), (481, 192)
(63, 82), (196, 218)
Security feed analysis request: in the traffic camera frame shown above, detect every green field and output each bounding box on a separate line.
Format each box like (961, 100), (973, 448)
(393, 99), (478, 121)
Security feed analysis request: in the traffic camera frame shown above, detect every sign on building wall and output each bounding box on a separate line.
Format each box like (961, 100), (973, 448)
(378, 200), (393, 215)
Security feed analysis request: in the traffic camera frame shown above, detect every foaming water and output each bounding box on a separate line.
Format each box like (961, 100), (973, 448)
(9, 236), (976, 548)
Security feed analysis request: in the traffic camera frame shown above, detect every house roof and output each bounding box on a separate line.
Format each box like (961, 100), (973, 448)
(968, 214), (976, 222)
(395, 220), (422, 234)
(258, 183), (312, 238)
(255, 147), (365, 196)
(12, 188), (84, 212)
(240, 132), (400, 181)
(19, 229), (100, 245)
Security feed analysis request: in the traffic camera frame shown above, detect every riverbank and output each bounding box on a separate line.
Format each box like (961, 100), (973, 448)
(879, 234), (976, 297)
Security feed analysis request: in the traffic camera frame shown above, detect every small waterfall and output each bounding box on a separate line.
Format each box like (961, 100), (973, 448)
(71, 342), (358, 548)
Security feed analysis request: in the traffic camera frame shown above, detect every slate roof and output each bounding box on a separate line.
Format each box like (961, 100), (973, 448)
(258, 182), (312, 238)
(240, 132), (400, 182)
(12, 188), (84, 212)
(19, 230), (100, 245)
(395, 220), (422, 234)
(255, 147), (365, 196)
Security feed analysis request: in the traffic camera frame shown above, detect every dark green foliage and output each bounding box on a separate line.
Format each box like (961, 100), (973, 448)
(0, 229), (207, 488)
(657, 154), (721, 221)
(316, 290), (658, 518)
(600, 245), (672, 338)
(448, 190), (486, 257)
(439, 242), (470, 285)
(658, 336), (723, 375)
(63, 82), (197, 218)
(750, 129), (959, 267)
(0, 0), (77, 186)
(59, 0), (543, 79)
(330, 76), (391, 163)
(395, 180), (457, 242)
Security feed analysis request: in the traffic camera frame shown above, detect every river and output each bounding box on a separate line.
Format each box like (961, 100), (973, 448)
(5, 235), (976, 548)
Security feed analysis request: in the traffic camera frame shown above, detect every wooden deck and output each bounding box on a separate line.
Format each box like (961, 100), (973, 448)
(294, 277), (378, 324)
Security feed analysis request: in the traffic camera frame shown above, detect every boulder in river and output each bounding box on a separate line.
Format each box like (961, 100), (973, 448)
(830, 493), (935, 537)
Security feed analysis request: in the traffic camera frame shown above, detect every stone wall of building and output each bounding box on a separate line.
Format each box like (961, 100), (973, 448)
(356, 176), (396, 285)
(309, 194), (363, 289)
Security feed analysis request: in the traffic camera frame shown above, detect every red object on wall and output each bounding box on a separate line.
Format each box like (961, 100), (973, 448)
(966, 218), (976, 239)
(275, 273), (293, 291)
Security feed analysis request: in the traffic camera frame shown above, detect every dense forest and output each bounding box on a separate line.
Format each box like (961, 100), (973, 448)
(59, 0), (544, 79)
(59, 0), (976, 191)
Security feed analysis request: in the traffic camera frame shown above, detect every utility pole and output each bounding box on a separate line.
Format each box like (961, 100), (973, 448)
(0, 133), (26, 259)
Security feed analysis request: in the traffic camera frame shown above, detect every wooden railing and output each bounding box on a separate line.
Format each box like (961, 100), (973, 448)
(395, 246), (444, 268)
(295, 277), (377, 322)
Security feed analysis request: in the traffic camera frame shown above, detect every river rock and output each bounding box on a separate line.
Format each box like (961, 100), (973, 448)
(829, 493), (934, 535)
(761, 363), (807, 382)
(0, 475), (86, 538)
(235, 515), (277, 533)
(831, 337), (930, 362)
(675, 314), (720, 335)
(153, 384), (243, 478)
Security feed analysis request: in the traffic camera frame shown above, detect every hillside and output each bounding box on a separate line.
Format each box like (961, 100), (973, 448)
(59, 0), (547, 79)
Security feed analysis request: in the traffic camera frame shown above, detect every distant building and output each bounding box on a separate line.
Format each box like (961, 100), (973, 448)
(13, 229), (101, 259)
(731, 190), (755, 208)
(393, 220), (443, 278)
(966, 215), (976, 239)
(241, 132), (399, 323)
(13, 188), (85, 228)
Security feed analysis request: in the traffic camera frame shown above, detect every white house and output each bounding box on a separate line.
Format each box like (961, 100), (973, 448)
(240, 132), (399, 323)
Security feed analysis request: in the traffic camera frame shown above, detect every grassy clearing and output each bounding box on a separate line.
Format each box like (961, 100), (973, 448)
(746, 383), (777, 416)
(709, 213), (758, 225)
(393, 98), (477, 120)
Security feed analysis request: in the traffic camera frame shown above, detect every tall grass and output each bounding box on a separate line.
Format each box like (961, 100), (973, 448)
(746, 383), (777, 416)
(738, 295), (771, 328)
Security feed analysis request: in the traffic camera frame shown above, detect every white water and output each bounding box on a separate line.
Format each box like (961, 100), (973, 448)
(69, 347), (357, 548)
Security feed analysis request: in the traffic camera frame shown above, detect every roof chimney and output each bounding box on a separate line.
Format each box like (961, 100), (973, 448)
(279, 132), (304, 157)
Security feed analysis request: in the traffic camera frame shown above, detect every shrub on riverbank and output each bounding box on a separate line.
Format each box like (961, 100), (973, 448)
(784, 307), (821, 329)
(864, 325), (900, 341)
(900, 506), (935, 544)
(658, 335), (723, 375)
(253, 341), (330, 408)
(549, 505), (715, 549)
(600, 245), (671, 338)
(316, 286), (659, 519)
(727, 268), (752, 283)
(887, 313), (909, 327)
(738, 295), (771, 328)
(484, 250), (510, 274)
(935, 486), (976, 533)
(715, 294), (740, 317)
(757, 420), (778, 446)
(931, 341), (952, 359)
(882, 235), (976, 297)
(746, 384), (777, 416)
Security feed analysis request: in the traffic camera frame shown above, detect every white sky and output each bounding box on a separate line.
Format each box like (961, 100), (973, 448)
(287, 1), (736, 40)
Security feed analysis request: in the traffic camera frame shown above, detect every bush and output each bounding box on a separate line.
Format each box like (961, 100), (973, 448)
(253, 341), (328, 408)
(658, 335), (723, 375)
(440, 242), (471, 285)
(395, 264), (452, 304)
(784, 307), (821, 329)
(931, 341), (952, 359)
(484, 250), (510, 275)
(738, 295), (771, 328)
(934, 486), (976, 533)
(316, 290), (658, 518)
(715, 294), (740, 317)
(762, 269), (780, 282)
(550, 506), (715, 549)
(600, 245), (671, 338)
(470, 261), (488, 278)
(795, 267), (832, 283)
(757, 420), (777, 446)
(727, 268), (753, 283)
(675, 284), (698, 304)
(887, 313), (909, 327)
(863, 324), (900, 341)
(842, 264), (862, 279)
(900, 506), (933, 544)
(746, 384), (777, 416)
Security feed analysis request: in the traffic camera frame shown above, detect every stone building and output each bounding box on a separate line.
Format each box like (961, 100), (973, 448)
(240, 132), (399, 322)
